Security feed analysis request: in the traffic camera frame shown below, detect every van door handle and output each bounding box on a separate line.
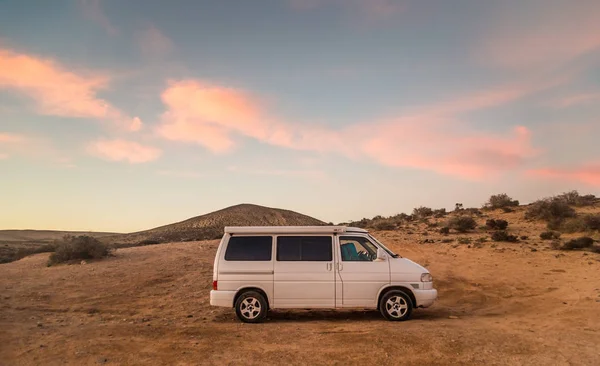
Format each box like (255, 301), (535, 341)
(326, 263), (332, 271)
(338, 263), (343, 271)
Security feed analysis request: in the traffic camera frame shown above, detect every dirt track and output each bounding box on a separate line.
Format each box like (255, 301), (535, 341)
(1, 235), (599, 365)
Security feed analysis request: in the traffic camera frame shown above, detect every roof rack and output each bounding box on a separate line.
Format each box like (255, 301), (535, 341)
(223, 226), (368, 235)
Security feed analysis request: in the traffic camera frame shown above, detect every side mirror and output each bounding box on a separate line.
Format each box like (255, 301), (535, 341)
(376, 248), (387, 261)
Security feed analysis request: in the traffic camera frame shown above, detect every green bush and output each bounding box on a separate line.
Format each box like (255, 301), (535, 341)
(484, 194), (520, 209)
(540, 231), (561, 240)
(491, 231), (518, 242)
(412, 206), (433, 218)
(48, 236), (111, 266)
(561, 237), (594, 250)
(447, 216), (477, 233)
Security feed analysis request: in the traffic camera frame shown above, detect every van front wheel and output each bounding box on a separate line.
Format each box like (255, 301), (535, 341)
(234, 291), (268, 323)
(379, 290), (413, 321)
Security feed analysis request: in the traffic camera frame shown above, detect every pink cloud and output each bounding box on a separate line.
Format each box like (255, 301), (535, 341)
(529, 164), (600, 187)
(156, 78), (542, 180)
(87, 139), (161, 163)
(0, 48), (141, 131)
(551, 93), (600, 108)
(479, 2), (600, 70)
(138, 25), (174, 57)
(78, 0), (117, 35)
(0, 132), (24, 143)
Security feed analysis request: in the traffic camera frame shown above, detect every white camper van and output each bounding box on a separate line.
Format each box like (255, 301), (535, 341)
(210, 226), (437, 322)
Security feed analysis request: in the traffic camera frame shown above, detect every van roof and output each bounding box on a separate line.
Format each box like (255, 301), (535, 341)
(223, 226), (368, 235)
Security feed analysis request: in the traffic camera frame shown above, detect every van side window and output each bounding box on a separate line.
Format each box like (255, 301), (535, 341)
(340, 236), (378, 261)
(277, 236), (332, 261)
(224, 236), (272, 261)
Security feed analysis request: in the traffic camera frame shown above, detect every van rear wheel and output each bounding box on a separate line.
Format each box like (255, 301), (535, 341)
(234, 291), (268, 323)
(379, 290), (413, 321)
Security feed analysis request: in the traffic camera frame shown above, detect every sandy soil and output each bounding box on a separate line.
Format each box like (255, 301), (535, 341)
(1, 232), (599, 365)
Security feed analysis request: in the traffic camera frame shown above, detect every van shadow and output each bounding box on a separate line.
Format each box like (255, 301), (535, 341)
(262, 307), (455, 323)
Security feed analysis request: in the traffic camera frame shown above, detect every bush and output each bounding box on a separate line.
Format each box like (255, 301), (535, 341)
(413, 206), (433, 218)
(485, 219), (508, 230)
(491, 231), (519, 242)
(525, 199), (576, 221)
(558, 217), (587, 233)
(439, 227), (450, 235)
(374, 221), (396, 231)
(555, 191), (597, 207)
(561, 237), (594, 250)
(584, 214), (600, 231)
(484, 193), (520, 209)
(447, 216), (477, 233)
(138, 239), (161, 245)
(433, 208), (447, 218)
(457, 237), (472, 245)
(48, 236), (111, 265)
(540, 231), (561, 240)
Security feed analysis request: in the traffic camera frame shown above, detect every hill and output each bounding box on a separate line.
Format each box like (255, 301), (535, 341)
(106, 203), (326, 245)
(0, 230), (119, 242)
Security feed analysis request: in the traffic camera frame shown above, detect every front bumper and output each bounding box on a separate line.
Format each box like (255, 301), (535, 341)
(210, 290), (236, 307)
(413, 288), (438, 308)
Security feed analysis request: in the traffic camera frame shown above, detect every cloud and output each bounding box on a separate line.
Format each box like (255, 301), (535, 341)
(138, 25), (174, 57)
(289, 0), (404, 20)
(0, 48), (141, 131)
(156, 78), (543, 180)
(78, 0), (117, 35)
(0, 132), (24, 143)
(479, 2), (600, 70)
(87, 139), (161, 163)
(551, 93), (600, 108)
(529, 164), (600, 187)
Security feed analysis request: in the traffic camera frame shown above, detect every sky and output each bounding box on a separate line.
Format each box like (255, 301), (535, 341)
(1, 0), (599, 232)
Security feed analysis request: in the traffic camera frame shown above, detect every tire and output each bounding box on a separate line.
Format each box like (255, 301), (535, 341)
(234, 291), (268, 323)
(379, 290), (413, 321)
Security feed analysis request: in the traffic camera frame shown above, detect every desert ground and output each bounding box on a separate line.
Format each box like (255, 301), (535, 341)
(1, 218), (599, 365)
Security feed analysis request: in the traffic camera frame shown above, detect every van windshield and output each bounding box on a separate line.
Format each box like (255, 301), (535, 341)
(368, 234), (400, 258)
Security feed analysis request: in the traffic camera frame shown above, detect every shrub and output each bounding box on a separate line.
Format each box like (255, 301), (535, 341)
(439, 227), (450, 235)
(584, 214), (600, 231)
(540, 231), (561, 240)
(525, 199), (576, 221)
(457, 237), (472, 245)
(484, 193), (520, 209)
(447, 216), (477, 233)
(491, 231), (519, 242)
(138, 239), (161, 245)
(555, 191), (597, 207)
(485, 219), (508, 230)
(559, 217), (587, 233)
(455, 203), (464, 211)
(561, 237), (594, 250)
(433, 208), (447, 218)
(48, 236), (111, 266)
(374, 221), (396, 231)
(413, 206), (433, 218)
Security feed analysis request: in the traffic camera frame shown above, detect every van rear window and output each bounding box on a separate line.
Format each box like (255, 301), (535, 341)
(277, 236), (332, 261)
(224, 236), (272, 261)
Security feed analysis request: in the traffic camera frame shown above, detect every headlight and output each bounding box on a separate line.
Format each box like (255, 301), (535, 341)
(421, 273), (432, 282)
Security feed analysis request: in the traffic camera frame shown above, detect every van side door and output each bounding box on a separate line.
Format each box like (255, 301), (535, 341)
(273, 235), (335, 308)
(336, 235), (390, 308)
